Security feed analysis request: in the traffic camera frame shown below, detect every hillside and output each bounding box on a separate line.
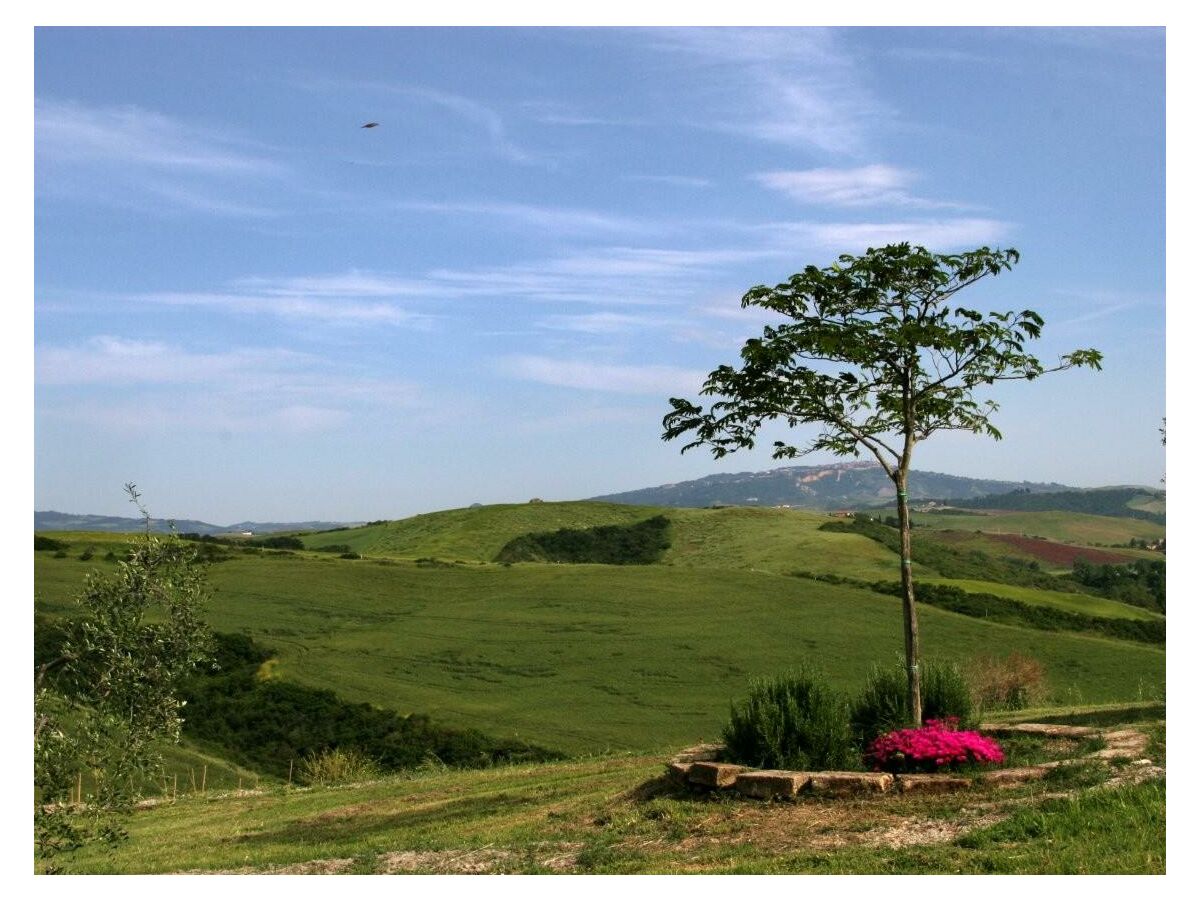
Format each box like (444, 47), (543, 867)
(35, 540), (1164, 755)
(908, 509), (1165, 547)
(299, 502), (911, 580)
(590, 462), (1072, 510)
(926, 487), (1165, 524)
(45, 714), (1166, 874)
(34, 510), (356, 535)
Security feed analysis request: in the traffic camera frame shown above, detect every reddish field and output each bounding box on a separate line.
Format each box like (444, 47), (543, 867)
(984, 533), (1136, 566)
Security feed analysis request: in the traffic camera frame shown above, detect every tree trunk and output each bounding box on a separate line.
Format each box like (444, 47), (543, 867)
(895, 474), (923, 726)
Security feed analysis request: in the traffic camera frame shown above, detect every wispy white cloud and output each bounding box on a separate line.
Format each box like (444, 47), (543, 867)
(1009, 27), (1164, 59)
(646, 27), (886, 157)
(1043, 287), (1163, 330)
(622, 174), (713, 188)
(424, 245), (770, 306)
(36, 337), (307, 386)
(395, 85), (534, 163)
(754, 165), (967, 209)
(36, 99), (281, 174)
(119, 270), (437, 327)
(36, 98), (287, 216)
(535, 311), (667, 335)
(396, 201), (659, 237)
(498, 355), (706, 395)
(232, 272), (429, 298)
(147, 291), (434, 327)
(299, 75), (539, 164)
(764, 217), (1013, 252)
(36, 336), (427, 435)
(883, 46), (995, 65)
(43, 398), (353, 436)
(519, 100), (639, 128)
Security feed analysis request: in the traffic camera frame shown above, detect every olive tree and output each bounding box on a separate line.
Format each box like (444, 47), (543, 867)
(662, 244), (1101, 724)
(34, 485), (214, 863)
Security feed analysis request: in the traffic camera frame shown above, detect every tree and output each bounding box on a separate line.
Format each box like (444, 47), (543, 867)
(662, 244), (1101, 725)
(34, 485), (214, 865)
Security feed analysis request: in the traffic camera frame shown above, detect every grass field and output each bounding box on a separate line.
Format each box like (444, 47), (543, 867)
(34, 499), (1168, 875)
(918, 577), (1164, 622)
(35, 548), (1165, 755)
(44, 712), (1165, 875)
(909, 509), (1165, 546)
(298, 502), (914, 580)
(915, 529), (1157, 570)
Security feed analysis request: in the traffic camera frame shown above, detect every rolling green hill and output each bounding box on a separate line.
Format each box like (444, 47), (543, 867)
(919, 578), (1164, 622)
(908, 508), (1165, 546)
(300, 502), (915, 581)
(943, 487), (1165, 524)
(35, 545), (1165, 755)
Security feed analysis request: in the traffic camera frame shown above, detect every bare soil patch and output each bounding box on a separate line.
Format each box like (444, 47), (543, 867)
(984, 533), (1135, 566)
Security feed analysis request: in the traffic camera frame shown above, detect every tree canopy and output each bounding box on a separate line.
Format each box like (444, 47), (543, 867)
(664, 244), (1101, 477)
(663, 243), (1102, 724)
(34, 485), (214, 864)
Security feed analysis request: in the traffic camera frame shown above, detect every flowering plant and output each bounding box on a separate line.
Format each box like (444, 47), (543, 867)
(864, 718), (1004, 773)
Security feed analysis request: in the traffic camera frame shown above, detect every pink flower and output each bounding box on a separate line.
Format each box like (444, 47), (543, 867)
(864, 722), (1004, 774)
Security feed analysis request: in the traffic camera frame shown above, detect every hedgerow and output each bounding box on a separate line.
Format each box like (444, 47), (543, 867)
(495, 515), (671, 564)
(179, 633), (562, 777)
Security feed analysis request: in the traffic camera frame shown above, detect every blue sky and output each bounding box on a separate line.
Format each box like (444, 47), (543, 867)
(33, 26), (1166, 523)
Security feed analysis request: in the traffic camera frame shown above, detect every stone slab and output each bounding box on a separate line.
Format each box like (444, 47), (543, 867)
(672, 743), (726, 764)
(807, 771), (893, 796)
(1090, 748), (1142, 760)
(687, 761), (747, 789)
(979, 723), (1101, 739)
(979, 766), (1050, 787)
(734, 770), (812, 800)
(665, 761), (693, 785)
(894, 774), (972, 795)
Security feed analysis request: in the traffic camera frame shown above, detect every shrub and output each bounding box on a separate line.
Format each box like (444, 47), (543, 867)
(299, 747), (380, 785)
(966, 652), (1048, 711)
(78, 547), (95, 561)
(35, 535), (67, 552)
(923, 659), (976, 727)
(255, 535), (305, 550)
(180, 633), (561, 778)
(865, 580), (1165, 645)
(864, 719), (1004, 774)
(722, 667), (856, 771)
(850, 660), (976, 748)
(850, 665), (909, 749)
(494, 515), (671, 565)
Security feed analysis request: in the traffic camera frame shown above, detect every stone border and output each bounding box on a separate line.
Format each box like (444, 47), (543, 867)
(665, 723), (1152, 801)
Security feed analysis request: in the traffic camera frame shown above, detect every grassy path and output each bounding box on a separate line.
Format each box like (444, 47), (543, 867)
(46, 719), (1165, 875)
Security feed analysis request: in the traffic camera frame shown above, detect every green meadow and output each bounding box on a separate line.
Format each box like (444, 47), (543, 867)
(35, 502), (1165, 755)
(33, 499), (1167, 875)
(909, 508), (1165, 546)
(919, 577), (1164, 622)
(48, 716), (1166, 875)
(301, 502), (911, 580)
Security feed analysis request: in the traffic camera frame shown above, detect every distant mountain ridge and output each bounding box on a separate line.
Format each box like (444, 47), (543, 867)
(34, 511), (358, 535)
(589, 462), (1074, 510)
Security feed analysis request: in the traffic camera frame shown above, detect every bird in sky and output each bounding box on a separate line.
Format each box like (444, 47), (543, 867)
(361, 122), (380, 129)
